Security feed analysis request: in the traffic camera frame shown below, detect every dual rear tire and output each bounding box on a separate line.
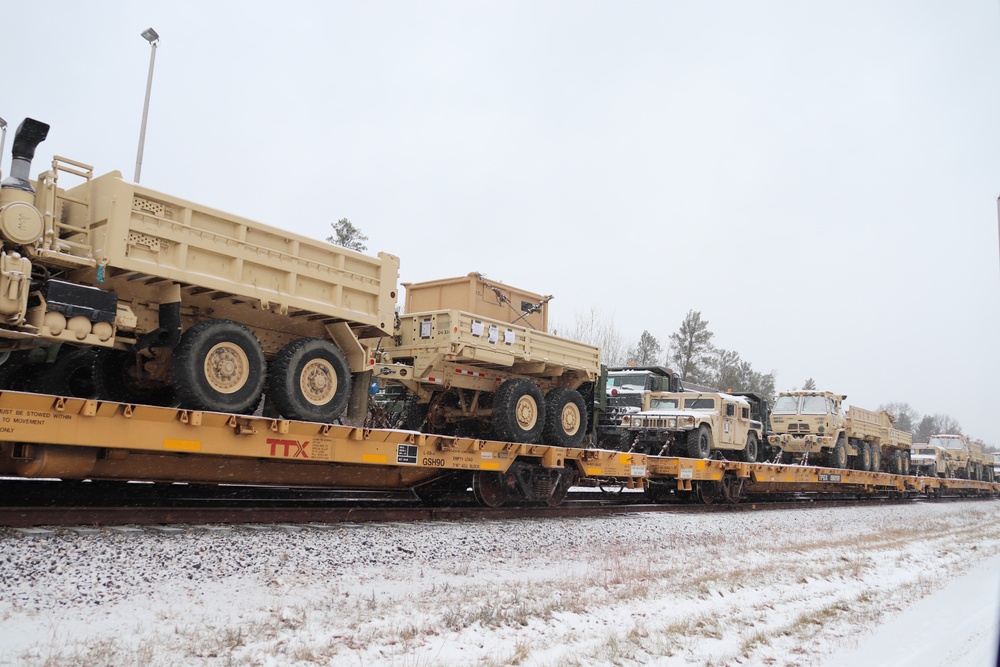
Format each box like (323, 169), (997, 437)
(172, 320), (351, 421)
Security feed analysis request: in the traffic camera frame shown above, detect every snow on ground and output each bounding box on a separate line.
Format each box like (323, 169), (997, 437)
(0, 500), (998, 666)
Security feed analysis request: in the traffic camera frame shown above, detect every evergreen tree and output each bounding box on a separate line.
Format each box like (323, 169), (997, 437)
(802, 378), (816, 390)
(327, 218), (368, 252)
(667, 310), (715, 384)
(630, 330), (662, 366)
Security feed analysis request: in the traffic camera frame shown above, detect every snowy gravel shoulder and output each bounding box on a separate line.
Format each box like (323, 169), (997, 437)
(1, 500), (998, 666)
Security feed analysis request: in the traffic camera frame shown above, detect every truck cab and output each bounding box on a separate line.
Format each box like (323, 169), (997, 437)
(619, 391), (764, 462)
(768, 391), (846, 456)
(597, 366), (679, 448)
(930, 434), (975, 479)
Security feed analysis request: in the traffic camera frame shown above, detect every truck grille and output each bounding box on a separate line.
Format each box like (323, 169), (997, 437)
(788, 423), (809, 433)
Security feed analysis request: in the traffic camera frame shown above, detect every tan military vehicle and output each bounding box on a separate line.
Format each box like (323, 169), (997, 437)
(768, 391), (912, 472)
(923, 435), (995, 481)
(618, 391), (766, 461)
(910, 443), (946, 477)
(372, 273), (601, 447)
(0, 118), (399, 420)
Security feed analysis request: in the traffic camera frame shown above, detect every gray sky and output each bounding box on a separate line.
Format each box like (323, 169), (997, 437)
(3, 1), (998, 445)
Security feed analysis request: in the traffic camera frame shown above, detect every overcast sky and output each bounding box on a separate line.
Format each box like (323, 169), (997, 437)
(2, 1), (998, 446)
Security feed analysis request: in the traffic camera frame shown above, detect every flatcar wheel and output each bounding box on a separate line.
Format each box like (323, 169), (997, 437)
(542, 387), (588, 448)
(720, 475), (745, 504)
(268, 338), (351, 422)
(694, 480), (720, 505)
(546, 471), (575, 507)
(472, 470), (514, 507)
(172, 319), (265, 414)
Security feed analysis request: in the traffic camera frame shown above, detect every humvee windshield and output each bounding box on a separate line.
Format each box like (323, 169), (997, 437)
(649, 398), (679, 410)
(607, 373), (649, 390)
(684, 398), (715, 410)
(915, 448), (935, 456)
(772, 395), (799, 414)
(929, 437), (964, 451)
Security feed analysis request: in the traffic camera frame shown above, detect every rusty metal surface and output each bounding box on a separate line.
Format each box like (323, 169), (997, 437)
(0, 496), (965, 529)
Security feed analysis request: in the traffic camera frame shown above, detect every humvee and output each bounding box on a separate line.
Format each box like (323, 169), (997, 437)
(619, 391), (766, 461)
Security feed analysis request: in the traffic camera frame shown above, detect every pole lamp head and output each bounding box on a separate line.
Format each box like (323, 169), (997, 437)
(141, 28), (159, 45)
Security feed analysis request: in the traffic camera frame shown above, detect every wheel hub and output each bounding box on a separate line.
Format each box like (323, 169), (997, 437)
(300, 359), (337, 405)
(204, 343), (250, 394)
(560, 403), (580, 436)
(514, 395), (538, 430)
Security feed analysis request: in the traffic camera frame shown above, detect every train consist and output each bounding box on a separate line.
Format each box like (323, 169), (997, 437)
(0, 115), (996, 509)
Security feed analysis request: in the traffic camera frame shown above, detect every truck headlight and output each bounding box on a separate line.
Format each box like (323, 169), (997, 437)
(679, 416), (695, 428)
(668, 417), (677, 428)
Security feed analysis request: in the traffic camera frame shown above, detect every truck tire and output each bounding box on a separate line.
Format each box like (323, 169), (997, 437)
(739, 432), (758, 463)
(542, 387), (587, 448)
(30, 347), (98, 399)
(869, 444), (881, 472)
(826, 438), (847, 469)
(93, 349), (174, 406)
(268, 338), (351, 422)
(889, 450), (903, 475)
(855, 442), (871, 472)
(172, 319), (266, 414)
(492, 379), (545, 444)
(686, 424), (711, 459)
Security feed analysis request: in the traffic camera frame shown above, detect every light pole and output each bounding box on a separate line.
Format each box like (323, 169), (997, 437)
(134, 27), (159, 183)
(0, 117), (7, 179)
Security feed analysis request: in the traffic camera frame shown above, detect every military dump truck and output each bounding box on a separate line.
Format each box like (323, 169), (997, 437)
(929, 434), (995, 481)
(371, 273), (601, 447)
(909, 443), (946, 477)
(618, 391), (767, 462)
(596, 365), (680, 447)
(0, 118), (399, 421)
(768, 391), (912, 472)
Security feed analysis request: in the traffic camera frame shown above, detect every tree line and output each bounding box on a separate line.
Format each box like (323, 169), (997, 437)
(557, 307), (993, 452)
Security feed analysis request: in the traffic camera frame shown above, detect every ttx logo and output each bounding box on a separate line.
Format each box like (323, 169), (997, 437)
(268, 438), (309, 458)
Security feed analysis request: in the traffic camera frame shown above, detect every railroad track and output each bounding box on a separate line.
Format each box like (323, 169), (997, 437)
(0, 495), (971, 529)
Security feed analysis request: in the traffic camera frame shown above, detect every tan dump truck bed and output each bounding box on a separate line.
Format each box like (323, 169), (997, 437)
(846, 406), (911, 449)
(59, 171), (399, 337)
(388, 309), (600, 387)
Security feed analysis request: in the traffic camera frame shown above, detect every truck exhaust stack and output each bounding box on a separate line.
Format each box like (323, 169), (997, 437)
(1, 118), (49, 193)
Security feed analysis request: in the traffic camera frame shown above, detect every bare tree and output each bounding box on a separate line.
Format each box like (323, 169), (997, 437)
(879, 402), (918, 433)
(327, 218), (368, 252)
(557, 307), (631, 367)
(667, 310), (715, 384)
(802, 378), (817, 390)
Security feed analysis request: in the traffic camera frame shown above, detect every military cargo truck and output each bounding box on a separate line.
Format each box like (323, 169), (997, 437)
(372, 273), (601, 447)
(618, 391), (766, 461)
(919, 435), (994, 481)
(768, 391), (912, 472)
(0, 118), (399, 421)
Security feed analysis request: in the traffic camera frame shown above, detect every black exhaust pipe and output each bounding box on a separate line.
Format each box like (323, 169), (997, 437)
(1, 118), (50, 194)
